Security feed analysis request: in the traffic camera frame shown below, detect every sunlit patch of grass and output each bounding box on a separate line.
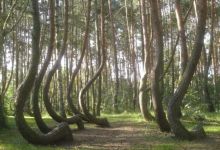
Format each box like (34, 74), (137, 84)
(0, 127), (55, 150)
(204, 125), (220, 133)
(201, 112), (220, 134)
(152, 144), (177, 150)
(0, 116), (67, 150)
(102, 112), (145, 123)
(204, 112), (220, 121)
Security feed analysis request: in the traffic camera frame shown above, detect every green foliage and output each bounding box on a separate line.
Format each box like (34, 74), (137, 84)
(3, 85), (14, 116)
(182, 85), (204, 116)
(101, 78), (135, 113)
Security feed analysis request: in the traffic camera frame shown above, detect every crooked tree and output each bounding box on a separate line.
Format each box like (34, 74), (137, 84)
(42, 0), (83, 129)
(168, 0), (208, 140)
(78, 0), (110, 127)
(149, 0), (171, 132)
(15, 0), (73, 145)
(138, 0), (154, 121)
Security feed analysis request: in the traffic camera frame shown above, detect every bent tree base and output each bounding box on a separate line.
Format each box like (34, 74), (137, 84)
(78, 0), (110, 128)
(168, 105), (206, 140)
(79, 90), (110, 128)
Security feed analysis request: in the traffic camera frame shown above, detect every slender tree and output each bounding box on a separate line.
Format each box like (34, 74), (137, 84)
(175, 0), (188, 76)
(108, 0), (119, 113)
(202, 0), (215, 112)
(138, 0), (154, 121)
(149, 0), (171, 132)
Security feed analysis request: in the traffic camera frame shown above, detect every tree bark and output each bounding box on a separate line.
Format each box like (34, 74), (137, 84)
(58, 68), (66, 118)
(168, 0), (207, 140)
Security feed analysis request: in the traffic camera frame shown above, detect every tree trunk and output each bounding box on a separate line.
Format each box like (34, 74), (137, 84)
(32, 0), (55, 133)
(0, 36), (7, 128)
(67, 0), (91, 122)
(58, 67), (66, 118)
(203, 47), (215, 112)
(175, 0), (188, 76)
(174, 0), (189, 118)
(15, 0), (73, 144)
(202, 0), (215, 112)
(0, 0), (6, 128)
(42, 0), (84, 129)
(79, 0), (110, 127)
(125, 0), (138, 111)
(149, 0), (171, 132)
(168, 0), (207, 140)
(138, 0), (154, 121)
(95, 0), (102, 116)
(108, 0), (119, 113)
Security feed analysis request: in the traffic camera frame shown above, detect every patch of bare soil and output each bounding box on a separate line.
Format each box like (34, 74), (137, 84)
(66, 121), (220, 150)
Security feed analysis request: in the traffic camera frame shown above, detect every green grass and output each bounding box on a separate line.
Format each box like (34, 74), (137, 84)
(102, 112), (144, 123)
(0, 113), (220, 150)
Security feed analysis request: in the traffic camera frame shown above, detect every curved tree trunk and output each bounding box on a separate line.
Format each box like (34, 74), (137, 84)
(67, 0), (92, 122)
(139, 75), (154, 121)
(42, 0), (84, 130)
(138, 0), (154, 121)
(168, 0), (207, 140)
(79, 0), (110, 127)
(32, 0), (55, 133)
(149, 0), (170, 132)
(174, 0), (189, 118)
(15, 0), (73, 144)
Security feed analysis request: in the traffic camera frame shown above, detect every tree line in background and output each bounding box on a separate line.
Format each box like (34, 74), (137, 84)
(0, 0), (219, 144)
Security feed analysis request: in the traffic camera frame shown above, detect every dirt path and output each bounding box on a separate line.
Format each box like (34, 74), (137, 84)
(73, 122), (148, 149)
(60, 121), (220, 150)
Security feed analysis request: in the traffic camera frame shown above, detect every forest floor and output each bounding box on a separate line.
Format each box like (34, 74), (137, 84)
(0, 113), (220, 150)
(72, 122), (220, 150)
(71, 113), (220, 150)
